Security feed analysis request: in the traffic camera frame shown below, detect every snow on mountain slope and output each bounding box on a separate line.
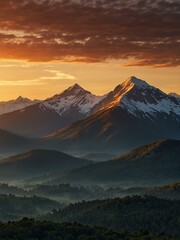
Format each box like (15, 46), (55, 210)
(90, 76), (149, 113)
(0, 77), (179, 140)
(0, 96), (40, 115)
(92, 76), (180, 120)
(0, 84), (106, 138)
(40, 83), (105, 116)
(120, 77), (180, 119)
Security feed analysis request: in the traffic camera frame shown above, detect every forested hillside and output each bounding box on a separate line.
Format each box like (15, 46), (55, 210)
(0, 195), (63, 221)
(43, 196), (180, 235)
(0, 219), (179, 240)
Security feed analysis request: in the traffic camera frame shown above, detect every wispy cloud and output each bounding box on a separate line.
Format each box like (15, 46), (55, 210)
(0, 63), (35, 68)
(0, 79), (42, 86)
(0, 70), (76, 86)
(43, 70), (76, 80)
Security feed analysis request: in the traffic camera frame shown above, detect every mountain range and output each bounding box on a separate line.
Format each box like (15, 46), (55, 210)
(0, 76), (179, 156)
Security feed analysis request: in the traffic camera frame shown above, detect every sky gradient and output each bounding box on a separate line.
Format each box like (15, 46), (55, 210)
(0, 0), (179, 100)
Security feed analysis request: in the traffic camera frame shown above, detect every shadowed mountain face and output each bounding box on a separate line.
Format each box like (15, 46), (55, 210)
(0, 129), (31, 155)
(45, 77), (180, 153)
(0, 84), (105, 138)
(0, 195), (63, 222)
(169, 92), (180, 98)
(0, 149), (92, 182)
(51, 139), (180, 186)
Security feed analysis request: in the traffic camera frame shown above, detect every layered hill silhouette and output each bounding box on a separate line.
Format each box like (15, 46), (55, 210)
(0, 182), (179, 203)
(0, 149), (92, 181)
(45, 77), (180, 153)
(51, 139), (180, 186)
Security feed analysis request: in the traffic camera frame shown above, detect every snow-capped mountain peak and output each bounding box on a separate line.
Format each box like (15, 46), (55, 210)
(92, 76), (180, 121)
(67, 83), (84, 92)
(0, 97), (40, 115)
(61, 83), (91, 97)
(120, 78), (180, 119)
(40, 84), (106, 116)
(92, 76), (150, 111)
(124, 76), (149, 89)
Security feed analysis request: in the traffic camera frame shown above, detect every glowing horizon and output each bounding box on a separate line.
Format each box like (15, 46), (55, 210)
(0, 0), (179, 101)
(0, 59), (179, 101)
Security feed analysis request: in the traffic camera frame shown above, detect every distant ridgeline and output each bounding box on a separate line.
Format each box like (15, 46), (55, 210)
(0, 182), (180, 203)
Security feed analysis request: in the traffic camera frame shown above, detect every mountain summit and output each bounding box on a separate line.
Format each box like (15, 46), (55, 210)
(43, 83), (104, 116)
(120, 77), (180, 119)
(90, 76), (151, 112)
(122, 76), (149, 89)
(65, 83), (86, 93)
(0, 96), (40, 115)
(92, 76), (180, 119)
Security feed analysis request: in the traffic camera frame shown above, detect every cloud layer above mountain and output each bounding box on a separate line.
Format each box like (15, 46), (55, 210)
(0, 0), (179, 67)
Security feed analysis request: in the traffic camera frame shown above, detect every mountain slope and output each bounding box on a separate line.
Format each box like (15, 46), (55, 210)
(169, 92), (180, 98)
(0, 84), (104, 138)
(52, 139), (180, 186)
(0, 195), (62, 221)
(0, 149), (92, 181)
(43, 196), (180, 235)
(0, 129), (30, 155)
(147, 182), (180, 200)
(0, 96), (40, 115)
(46, 77), (180, 153)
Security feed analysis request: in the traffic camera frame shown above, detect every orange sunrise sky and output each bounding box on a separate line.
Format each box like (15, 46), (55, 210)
(0, 0), (179, 101)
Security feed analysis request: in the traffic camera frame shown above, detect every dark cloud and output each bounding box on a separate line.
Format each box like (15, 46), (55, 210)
(0, 0), (179, 66)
